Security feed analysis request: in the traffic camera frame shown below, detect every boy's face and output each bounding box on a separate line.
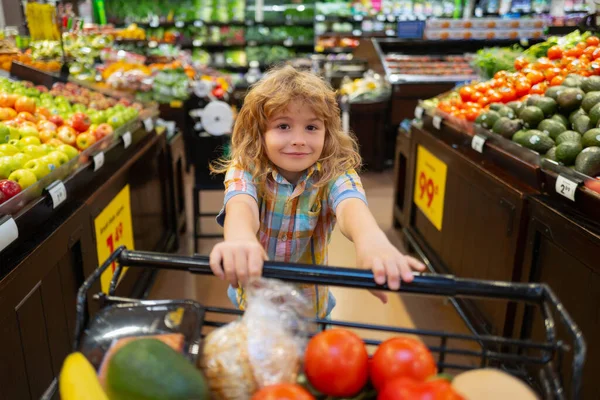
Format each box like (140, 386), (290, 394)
(264, 99), (325, 185)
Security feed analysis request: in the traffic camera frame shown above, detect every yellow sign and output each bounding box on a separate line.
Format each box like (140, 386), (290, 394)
(94, 185), (135, 293)
(413, 145), (447, 231)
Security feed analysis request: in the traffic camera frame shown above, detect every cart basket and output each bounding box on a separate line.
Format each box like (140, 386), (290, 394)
(55, 247), (584, 400)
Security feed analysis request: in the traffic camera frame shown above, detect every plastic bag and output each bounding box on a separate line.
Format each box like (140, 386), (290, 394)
(200, 279), (311, 400)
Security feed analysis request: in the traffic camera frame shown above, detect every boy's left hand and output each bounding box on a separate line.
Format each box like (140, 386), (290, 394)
(355, 237), (426, 303)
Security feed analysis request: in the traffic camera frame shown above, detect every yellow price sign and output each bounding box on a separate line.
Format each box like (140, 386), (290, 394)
(94, 185), (135, 293)
(413, 145), (447, 231)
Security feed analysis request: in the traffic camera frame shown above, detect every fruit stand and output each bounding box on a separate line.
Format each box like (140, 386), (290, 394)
(0, 63), (179, 399)
(393, 31), (600, 399)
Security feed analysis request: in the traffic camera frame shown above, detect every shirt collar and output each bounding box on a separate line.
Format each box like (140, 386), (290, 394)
(269, 162), (321, 186)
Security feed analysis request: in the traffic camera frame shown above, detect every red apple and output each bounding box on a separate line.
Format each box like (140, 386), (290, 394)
(0, 189), (6, 204)
(93, 123), (114, 140)
(0, 179), (22, 199)
(36, 85), (48, 93)
(48, 115), (64, 127)
(39, 129), (59, 143)
(76, 132), (96, 150)
(46, 138), (64, 148)
(14, 96), (36, 114)
(70, 112), (91, 133)
(57, 126), (77, 146)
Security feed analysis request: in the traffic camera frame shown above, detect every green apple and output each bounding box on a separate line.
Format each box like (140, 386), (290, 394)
(9, 139), (21, 149)
(72, 104), (86, 112)
(0, 124), (9, 144)
(8, 168), (37, 189)
(40, 144), (54, 154)
(21, 145), (46, 159)
(57, 144), (79, 160)
(24, 158), (52, 179)
(19, 126), (40, 138)
(45, 151), (69, 167)
(19, 136), (41, 147)
(0, 156), (18, 179)
(0, 144), (19, 155)
(7, 127), (21, 141)
(12, 152), (32, 168)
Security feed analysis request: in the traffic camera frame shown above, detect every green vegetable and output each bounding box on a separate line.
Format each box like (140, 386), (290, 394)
(471, 45), (529, 80)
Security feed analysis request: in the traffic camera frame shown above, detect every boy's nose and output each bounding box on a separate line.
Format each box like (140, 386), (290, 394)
(290, 131), (306, 146)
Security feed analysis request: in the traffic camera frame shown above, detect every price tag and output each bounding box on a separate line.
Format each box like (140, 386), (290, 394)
(47, 181), (67, 209)
(175, 21), (185, 28)
(122, 132), (132, 149)
(93, 152), (105, 171)
(284, 38), (293, 47)
(432, 115), (443, 130)
(555, 175), (578, 201)
(144, 118), (154, 132)
(0, 216), (18, 253)
(471, 134), (487, 153)
(413, 145), (447, 231)
(194, 20), (203, 27)
(414, 106), (424, 119)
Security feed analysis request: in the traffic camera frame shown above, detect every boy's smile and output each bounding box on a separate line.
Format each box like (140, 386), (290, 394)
(264, 99), (325, 184)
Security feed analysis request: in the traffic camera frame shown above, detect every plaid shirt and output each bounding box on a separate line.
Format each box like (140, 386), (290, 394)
(217, 163), (367, 317)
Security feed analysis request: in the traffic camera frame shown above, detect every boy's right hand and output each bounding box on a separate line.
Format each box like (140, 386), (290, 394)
(209, 240), (268, 288)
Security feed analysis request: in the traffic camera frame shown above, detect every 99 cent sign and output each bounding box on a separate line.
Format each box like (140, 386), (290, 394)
(413, 146), (448, 231)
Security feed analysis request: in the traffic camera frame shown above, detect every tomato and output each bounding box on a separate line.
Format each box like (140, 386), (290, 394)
(592, 48), (600, 60)
(547, 45), (563, 60)
(464, 107), (480, 122)
(377, 378), (464, 400)
(473, 82), (489, 93)
(514, 79), (531, 96)
(514, 56), (529, 71)
(458, 85), (475, 101)
(587, 36), (600, 47)
(584, 178), (600, 194)
(550, 75), (565, 86)
(577, 41), (588, 49)
(477, 96), (490, 106)
(544, 67), (562, 80)
(488, 91), (503, 103)
(533, 57), (553, 70)
(304, 329), (368, 397)
(499, 87), (517, 103)
(370, 337), (437, 390)
(252, 384), (314, 400)
(565, 46), (584, 58)
(526, 70), (545, 85)
(470, 91), (483, 102)
(530, 82), (548, 95)
(584, 46), (597, 59)
(493, 70), (509, 79)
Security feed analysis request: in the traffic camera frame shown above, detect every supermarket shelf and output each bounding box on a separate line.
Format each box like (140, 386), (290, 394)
(245, 20), (314, 27)
(315, 14), (400, 23)
(317, 31), (389, 37)
(317, 47), (357, 54)
(389, 74), (479, 83)
(246, 40), (314, 48)
(187, 42), (246, 49)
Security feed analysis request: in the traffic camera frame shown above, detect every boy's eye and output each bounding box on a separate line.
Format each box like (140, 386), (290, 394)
(278, 124), (290, 130)
(306, 125), (319, 131)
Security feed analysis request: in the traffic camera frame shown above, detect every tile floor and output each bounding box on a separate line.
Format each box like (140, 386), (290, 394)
(149, 170), (476, 363)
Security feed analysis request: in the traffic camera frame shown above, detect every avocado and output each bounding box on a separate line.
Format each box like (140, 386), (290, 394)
(489, 103), (504, 111)
(531, 97), (558, 117)
(556, 141), (583, 165)
(582, 128), (600, 147)
(563, 75), (582, 88)
(545, 146), (557, 161)
(513, 130), (555, 153)
(492, 117), (523, 138)
(507, 101), (524, 114)
(574, 146), (600, 176)
(551, 114), (570, 128)
(520, 106), (545, 128)
(512, 129), (530, 142)
(545, 86), (564, 100)
(581, 91), (600, 113)
(496, 105), (516, 119)
(538, 119), (567, 139)
(589, 102), (600, 125)
(526, 95), (544, 107)
(557, 88), (585, 112)
(107, 338), (209, 400)
(581, 76), (600, 93)
(569, 108), (587, 124)
(475, 111), (501, 129)
(555, 130), (582, 145)
(573, 115), (593, 134)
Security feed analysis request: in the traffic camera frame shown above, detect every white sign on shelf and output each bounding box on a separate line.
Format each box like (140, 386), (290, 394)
(414, 106), (424, 119)
(555, 175), (578, 201)
(471, 134), (487, 153)
(432, 115), (443, 130)
(0, 216), (18, 253)
(93, 152), (105, 172)
(48, 181), (67, 209)
(144, 118), (154, 132)
(122, 132), (132, 149)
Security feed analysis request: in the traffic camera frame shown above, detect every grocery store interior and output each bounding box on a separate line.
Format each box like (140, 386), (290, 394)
(1, 0), (600, 399)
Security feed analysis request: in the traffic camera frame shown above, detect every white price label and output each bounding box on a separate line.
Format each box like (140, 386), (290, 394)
(144, 118), (154, 132)
(414, 106), (424, 119)
(432, 116), (443, 130)
(0, 216), (18, 253)
(194, 20), (203, 27)
(555, 175), (578, 201)
(48, 181), (67, 209)
(175, 21), (185, 28)
(93, 152), (105, 172)
(471, 134), (487, 153)
(122, 132), (132, 149)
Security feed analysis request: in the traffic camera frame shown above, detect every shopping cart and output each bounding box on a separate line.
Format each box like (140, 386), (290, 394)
(43, 246), (585, 400)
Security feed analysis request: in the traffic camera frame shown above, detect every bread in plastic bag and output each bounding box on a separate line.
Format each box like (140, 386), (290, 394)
(199, 278), (311, 400)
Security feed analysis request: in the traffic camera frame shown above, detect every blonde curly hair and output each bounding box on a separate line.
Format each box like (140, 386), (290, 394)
(212, 65), (361, 197)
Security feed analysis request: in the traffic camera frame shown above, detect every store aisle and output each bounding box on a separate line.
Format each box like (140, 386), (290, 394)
(149, 170), (475, 361)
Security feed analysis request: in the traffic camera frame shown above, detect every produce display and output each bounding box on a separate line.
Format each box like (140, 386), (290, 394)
(385, 54), (475, 77)
(340, 71), (391, 103)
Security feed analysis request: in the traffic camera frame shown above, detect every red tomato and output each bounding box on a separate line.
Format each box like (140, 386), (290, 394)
(584, 46), (597, 59)
(499, 87), (517, 103)
(526, 70), (545, 85)
(370, 337), (437, 390)
(587, 36), (600, 47)
(577, 41), (588, 49)
(547, 45), (563, 60)
(377, 378), (464, 400)
(477, 96), (490, 107)
(514, 56), (529, 71)
(470, 91), (483, 102)
(464, 107), (480, 122)
(592, 47), (600, 60)
(530, 82), (548, 95)
(584, 178), (600, 194)
(252, 384), (314, 400)
(304, 329), (368, 397)
(514, 79), (531, 97)
(550, 75), (565, 86)
(565, 46), (584, 58)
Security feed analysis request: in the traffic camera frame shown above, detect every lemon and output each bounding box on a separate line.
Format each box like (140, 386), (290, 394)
(59, 352), (108, 400)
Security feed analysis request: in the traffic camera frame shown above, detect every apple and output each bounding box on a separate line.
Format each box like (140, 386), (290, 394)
(76, 132), (96, 151)
(39, 144), (54, 154)
(38, 120), (57, 132)
(14, 96), (36, 114)
(108, 113), (127, 128)
(8, 169), (37, 189)
(16, 111), (36, 123)
(94, 123), (114, 140)
(12, 152), (32, 168)
(48, 115), (64, 126)
(18, 125), (39, 139)
(70, 111), (91, 133)
(0, 144), (19, 155)
(8, 139), (20, 148)
(46, 151), (69, 167)
(0, 179), (21, 200)
(57, 126), (77, 145)
(0, 93), (17, 108)
(19, 136), (41, 147)
(46, 138), (64, 148)
(0, 107), (17, 121)
(24, 158), (51, 179)
(0, 156), (18, 178)
(57, 144), (79, 160)
(21, 145), (46, 159)
(39, 129), (59, 143)
(0, 124), (9, 143)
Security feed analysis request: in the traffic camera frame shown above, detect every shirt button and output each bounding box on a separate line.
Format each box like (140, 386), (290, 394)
(280, 234), (287, 242)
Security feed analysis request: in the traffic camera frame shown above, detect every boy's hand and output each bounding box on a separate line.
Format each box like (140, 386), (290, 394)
(355, 237), (426, 303)
(209, 240), (267, 288)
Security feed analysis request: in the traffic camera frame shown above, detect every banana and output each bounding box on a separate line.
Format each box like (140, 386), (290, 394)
(59, 352), (108, 400)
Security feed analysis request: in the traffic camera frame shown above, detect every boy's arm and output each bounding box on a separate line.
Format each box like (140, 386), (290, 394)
(224, 194), (260, 241)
